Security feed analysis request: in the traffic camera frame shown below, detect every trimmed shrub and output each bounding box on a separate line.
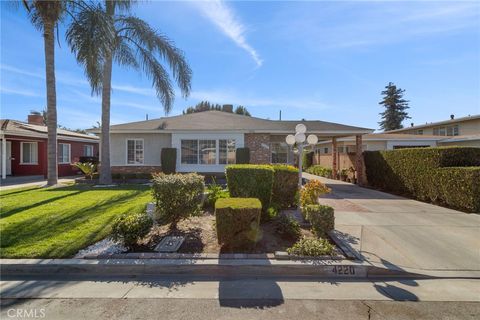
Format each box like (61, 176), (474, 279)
(306, 165), (333, 178)
(364, 147), (480, 212)
(274, 214), (301, 240)
(161, 148), (177, 174)
(302, 151), (314, 169)
(303, 204), (335, 238)
(111, 212), (153, 249)
(225, 164), (274, 214)
(152, 173), (205, 227)
(215, 198), (261, 248)
(271, 164), (299, 208)
(236, 148), (250, 164)
(299, 179), (331, 208)
(287, 237), (334, 256)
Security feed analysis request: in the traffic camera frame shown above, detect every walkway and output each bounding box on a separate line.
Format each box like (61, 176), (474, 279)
(303, 172), (480, 273)
(0, 176), (77, 191)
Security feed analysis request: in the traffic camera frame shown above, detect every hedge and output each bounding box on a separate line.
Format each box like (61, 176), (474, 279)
(161, 148), (177, 174)
(151, 173), (205, 226)
(215, 197), (261, 248)
(271, 164), (298, 208)
(236, 148), (250, 164)
(306, 165), (333, 178)
(225, 164), (274, 214)
(364, 147), (480, 212)
(303, 204), (335, 238)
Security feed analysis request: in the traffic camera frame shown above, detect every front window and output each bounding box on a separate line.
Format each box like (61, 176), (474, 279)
(127, 139), (144, 164)
(199, 140), (216, 164)
(58, 143), (71, 164)
(181, 140), (198, 164)
(219, 139), (236, 164)
(21, 142), (38, 164)
(271, 142), (289, 163)
(84, 145), (94, 157)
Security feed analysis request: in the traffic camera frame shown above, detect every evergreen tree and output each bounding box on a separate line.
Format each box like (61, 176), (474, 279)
(183, 101), (251, 116)
(235, 106), (251, 116)
(378, 82), (410, 131)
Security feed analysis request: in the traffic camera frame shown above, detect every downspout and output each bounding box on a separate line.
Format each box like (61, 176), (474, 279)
(1, 131), (6, 179)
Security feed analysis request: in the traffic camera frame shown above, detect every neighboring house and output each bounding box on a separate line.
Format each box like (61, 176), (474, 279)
(88, 110), (373, 176)
(0, 113), (99, 179)
(384, 114), (480, 142)
(314, 115), (480, 171)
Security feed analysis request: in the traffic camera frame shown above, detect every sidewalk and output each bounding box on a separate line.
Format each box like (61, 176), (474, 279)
(303, 172), (480, 272)
(0, 177), (77, 191)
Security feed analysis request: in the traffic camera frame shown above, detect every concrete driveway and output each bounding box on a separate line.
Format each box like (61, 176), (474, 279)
(303, 173), (480, 273)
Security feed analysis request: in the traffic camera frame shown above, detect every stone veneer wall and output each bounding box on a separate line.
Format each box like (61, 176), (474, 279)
(111, 166), (162, 174)
(245, 133), (271, 164)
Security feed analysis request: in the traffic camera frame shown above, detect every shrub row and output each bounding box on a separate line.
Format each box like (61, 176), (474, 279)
(306, 165), (333, 178)
(271, 164), (299, 209)
(215, 197), (261, 249)
(364, 147), (480, 212)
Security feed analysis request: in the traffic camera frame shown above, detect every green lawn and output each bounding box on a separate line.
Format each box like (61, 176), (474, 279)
(0, 184), (152, 258)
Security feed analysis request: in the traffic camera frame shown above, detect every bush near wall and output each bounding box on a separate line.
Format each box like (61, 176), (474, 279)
(302, 151), (314, 169)
(236, 148), (250, 164)
(161, 148), (177, 174)
(364, 147), (480, 212)
(151, 173), (205, 227)
(303, 204), (335, 238)
(271, 164), (299, 208)
(306, 165), (333, 178)
(225, 164), (274, 214)
(215, 198), (261, 248)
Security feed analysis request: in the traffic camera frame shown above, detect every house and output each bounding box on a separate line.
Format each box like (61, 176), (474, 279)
(313, 114), (480, 171)
(88, 110), (373, 179)
(0, 113), (99, 179)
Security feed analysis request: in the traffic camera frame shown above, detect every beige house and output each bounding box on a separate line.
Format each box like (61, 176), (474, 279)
(89, 110), (373, 179)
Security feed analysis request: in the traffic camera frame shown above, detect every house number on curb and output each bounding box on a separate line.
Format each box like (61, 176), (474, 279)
(331, 265), (356, 275)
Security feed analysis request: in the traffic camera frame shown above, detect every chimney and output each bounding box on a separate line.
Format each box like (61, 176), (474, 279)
(450, 114), (454, 120)
(28, 112), (45, 126)
(222, 104), (233, 113)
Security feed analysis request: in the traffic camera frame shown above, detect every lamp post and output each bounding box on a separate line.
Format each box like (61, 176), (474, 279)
(286, 124), (318, 189)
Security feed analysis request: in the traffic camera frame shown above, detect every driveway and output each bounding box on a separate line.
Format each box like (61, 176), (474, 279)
(303, 173), (480, 273)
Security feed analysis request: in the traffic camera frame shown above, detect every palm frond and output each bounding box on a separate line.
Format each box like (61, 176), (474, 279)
(66, 5), (115, 94)
(113, 37), (139, 70)
(117, 15), (192, 98)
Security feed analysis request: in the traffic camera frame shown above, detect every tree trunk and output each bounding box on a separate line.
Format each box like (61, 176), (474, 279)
(99, 2), (115, 185)
(44, 21), (58, 186)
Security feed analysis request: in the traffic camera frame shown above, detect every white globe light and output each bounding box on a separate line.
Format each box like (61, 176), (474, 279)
(285, 134), (296, 145)
(295, 123), (307, 134)
(295, 132), (306, 143)
(307, 134), (318, 145)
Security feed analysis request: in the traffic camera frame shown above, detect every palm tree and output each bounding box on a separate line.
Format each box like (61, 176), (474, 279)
(18, 1), (66, 185)
(67, 1), (192, 184)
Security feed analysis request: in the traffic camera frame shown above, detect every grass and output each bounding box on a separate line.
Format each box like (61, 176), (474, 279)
(0, 184), (152, 258)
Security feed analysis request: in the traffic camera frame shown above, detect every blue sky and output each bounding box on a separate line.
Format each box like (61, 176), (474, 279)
(1, 0), (479, 131)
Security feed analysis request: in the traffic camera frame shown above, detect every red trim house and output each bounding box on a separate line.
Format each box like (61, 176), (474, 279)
(0, 113), (99, 179)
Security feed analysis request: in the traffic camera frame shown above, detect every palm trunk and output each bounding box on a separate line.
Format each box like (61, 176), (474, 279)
(44, 21), (58, 186)
(99, 1), (115, 185)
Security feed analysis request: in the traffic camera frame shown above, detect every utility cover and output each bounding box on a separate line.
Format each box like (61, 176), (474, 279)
(155, 236), (185, 253)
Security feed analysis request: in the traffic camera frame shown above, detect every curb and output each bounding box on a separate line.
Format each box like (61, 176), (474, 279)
(0, 259), (436, 279)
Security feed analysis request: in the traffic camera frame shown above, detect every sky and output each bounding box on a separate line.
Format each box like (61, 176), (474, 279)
(1, 0), (479, 131)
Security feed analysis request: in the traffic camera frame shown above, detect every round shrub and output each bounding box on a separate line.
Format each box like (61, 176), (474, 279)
(303, 204), (335, 238)
(286, 237), (334, 257)
(111, 212), (153, 249)
(299, 179), (331, 208)
(274, 214), (301, 240)
(152, 173), (205, 227)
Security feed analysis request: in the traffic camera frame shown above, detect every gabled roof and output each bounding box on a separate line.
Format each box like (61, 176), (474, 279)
(1, 119), (99, 141)
(384, 114), (480, 133)
(89, 111), (373, 136)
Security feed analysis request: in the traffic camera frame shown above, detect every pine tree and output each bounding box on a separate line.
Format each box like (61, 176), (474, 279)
(378, 82), (410, 131)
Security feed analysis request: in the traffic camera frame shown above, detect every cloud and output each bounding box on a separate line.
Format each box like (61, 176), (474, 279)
(0, 86), (42, 97)
(192, 0), (262, 67)
(111, 84), (155, 96)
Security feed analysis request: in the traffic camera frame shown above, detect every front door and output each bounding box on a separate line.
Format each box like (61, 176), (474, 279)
(0, 141), (12, 176)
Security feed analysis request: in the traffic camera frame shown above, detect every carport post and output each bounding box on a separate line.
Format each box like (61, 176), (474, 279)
(355, 135), (364, 185)
(332, 137), (337, 179)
